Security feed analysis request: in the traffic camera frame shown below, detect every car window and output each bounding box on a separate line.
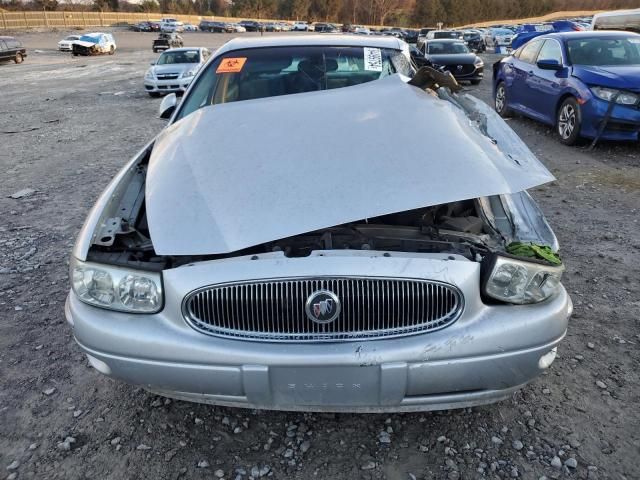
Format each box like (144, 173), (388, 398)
(176, 46), (413, 121)
(567, 37), (640, 66)
(80, 35), (99, 43)
(537, 39), (563, 64)
(519, 40), (544, 63)
(427, 42), (470, 54)
(0, 40), (6, 51)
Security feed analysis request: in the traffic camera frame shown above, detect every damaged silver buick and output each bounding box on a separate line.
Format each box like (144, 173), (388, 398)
(66, 36), (572, 412)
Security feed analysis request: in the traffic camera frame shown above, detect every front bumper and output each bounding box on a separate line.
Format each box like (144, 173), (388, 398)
(58, 44), (73, 51)
(580, 96), (640, 141)
(65, 252), (572, 412)
(448, 65), (484, 83)
(144, 77), (192, 93)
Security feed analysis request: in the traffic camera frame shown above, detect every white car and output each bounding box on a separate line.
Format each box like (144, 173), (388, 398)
(292, 21), (309, 31)
(228, 23), (247, 33)
(58, 34), (80, 52)
(161, 19), (184, 33)
(144, 47), (210, 97)
(71, 33), (117, 56)
(183, 23), (198, 32)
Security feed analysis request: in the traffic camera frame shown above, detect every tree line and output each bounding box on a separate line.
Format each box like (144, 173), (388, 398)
(2, 0), (639, 27)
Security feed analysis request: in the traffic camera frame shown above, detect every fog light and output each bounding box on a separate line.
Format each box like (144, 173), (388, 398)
(87, 355), (112, 375)
(538, 347), (557, 369)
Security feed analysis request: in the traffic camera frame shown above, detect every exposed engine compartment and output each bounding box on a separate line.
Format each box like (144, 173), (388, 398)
(84, 147), (557, 271)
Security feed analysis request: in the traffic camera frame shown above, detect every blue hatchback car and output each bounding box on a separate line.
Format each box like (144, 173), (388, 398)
(493, 31), (640, 145)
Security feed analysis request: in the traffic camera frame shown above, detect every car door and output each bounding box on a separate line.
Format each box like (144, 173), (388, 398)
(0, 40), (8, 61)
(507, 39), (544, 113)
(524, 39), (566, 124)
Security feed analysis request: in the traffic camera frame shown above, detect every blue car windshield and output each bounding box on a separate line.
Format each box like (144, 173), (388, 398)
(567, 37), (640, 66)
(79, 35), (100, 43)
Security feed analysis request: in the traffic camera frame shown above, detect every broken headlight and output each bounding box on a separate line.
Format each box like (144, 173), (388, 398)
(70, 258), (162, 313)
(482, 254), (564, 305)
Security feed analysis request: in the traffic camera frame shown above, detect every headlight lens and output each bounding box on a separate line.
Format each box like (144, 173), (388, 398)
(182, 69), (196, 78)
(474, 57), (484, 67)
(145, 69), (154, 79)
(483, 254), (564, 304)
(71, 258), (162, 313)
(591, 86), (639, 105)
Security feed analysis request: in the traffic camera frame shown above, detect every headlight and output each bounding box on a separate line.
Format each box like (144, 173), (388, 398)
(71, 258), (162, 313)
(474, 57), (484, 67)
(182, 69), (196, 78)
(482, 254), (564, 304)
(145, 69), (154, 80)
(591, 86), (639, 105)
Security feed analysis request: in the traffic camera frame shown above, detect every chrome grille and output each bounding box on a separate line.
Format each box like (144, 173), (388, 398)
(157, 73), (179, 80)
(183, 278), (463, 342)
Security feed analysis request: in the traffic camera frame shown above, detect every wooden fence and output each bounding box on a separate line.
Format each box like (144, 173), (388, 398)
(0, 11), (282, 30)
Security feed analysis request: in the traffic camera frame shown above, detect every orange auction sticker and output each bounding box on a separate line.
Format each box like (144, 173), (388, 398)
(216, 57), (247, 73)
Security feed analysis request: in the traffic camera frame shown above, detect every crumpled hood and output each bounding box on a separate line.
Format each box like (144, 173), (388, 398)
(146, 74), (554, 256)
(73, 40), (98, 48)
(572, 65), (640, 91)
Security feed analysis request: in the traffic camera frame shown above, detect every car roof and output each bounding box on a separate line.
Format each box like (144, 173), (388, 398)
(161, 47), (204, 52)
(426, 38), (464, 42)
(0, 35), (17, 40)
(541, 30), (640, 40)
(214, 34), (404, 56)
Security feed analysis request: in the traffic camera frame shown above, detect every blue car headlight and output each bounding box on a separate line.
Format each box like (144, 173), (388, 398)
(591, 86), (639, 106)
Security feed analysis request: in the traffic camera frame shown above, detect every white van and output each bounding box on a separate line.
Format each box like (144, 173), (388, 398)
(591, 8), (640, 33)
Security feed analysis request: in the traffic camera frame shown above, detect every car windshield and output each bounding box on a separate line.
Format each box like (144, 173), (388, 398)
(434, 32), (460, 39)
(176, 45), (412, 120)
(428, 42), (470, 54)
(65, 35), (79, 40)
(567, 37), (640, 66)
(157, 50), (200, 64)
(79, 35), (100, 43)
(463, 32), (479, 40)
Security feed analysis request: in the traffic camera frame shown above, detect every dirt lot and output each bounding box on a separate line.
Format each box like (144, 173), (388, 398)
(1, 30), (639, 480)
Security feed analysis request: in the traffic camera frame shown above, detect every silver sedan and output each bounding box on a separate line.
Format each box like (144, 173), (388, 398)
(66, 35), (571, 412)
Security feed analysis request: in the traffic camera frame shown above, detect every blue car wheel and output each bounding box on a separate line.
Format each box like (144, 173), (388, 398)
(494, 82), (511, 118)
(556, 97), (582, 146)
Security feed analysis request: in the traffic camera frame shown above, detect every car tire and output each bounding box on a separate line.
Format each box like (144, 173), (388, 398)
(14, 52), (23, 64)
(494, 82), (511, 118)
(556, 97), (583, 146)
(471, 80), (481, 85)
(109, 46), (115, 55)
(148, 92), (161, 98)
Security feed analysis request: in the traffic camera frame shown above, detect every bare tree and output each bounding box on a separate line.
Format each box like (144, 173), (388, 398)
(373, 0), (397, 25)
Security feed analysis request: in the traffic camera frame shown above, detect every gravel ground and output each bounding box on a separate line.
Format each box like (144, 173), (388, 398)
(1, 30), (639, 480)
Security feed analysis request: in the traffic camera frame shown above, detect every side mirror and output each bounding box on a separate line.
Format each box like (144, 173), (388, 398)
(158, 93), (177, 119)
(150, 61), (155, 65)
(537, 59), (563, 70)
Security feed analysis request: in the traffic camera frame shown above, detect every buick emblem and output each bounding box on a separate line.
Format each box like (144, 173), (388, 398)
(305, 290), (341, 324)
(456, 65), (463, 71)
